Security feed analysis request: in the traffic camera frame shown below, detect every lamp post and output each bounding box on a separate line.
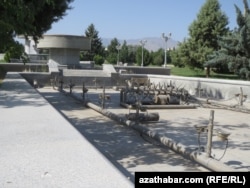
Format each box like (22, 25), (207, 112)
(116, 45), (121, 65)
(139, 40), (147, 67)
(162, 32), (171, 67)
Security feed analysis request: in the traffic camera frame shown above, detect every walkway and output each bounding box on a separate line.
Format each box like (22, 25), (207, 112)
(0, 73), (133, 188)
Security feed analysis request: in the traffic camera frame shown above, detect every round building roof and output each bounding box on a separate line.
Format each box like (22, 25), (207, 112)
(36, 34), (91, 50)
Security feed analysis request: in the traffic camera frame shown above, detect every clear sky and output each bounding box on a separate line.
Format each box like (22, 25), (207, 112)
(45, 0), (245, 42)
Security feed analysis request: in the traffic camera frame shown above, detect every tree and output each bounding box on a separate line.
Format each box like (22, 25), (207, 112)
(175, 0), (229, 76)
(0, 0), (74, 41)
(93, 54), (105, 65)
(206, 0), (250, 80)
(0, 0), (74, 62)
(0, 22), (14, 53)
(81, 23), (104, 63)
(171, 41), (189, 68)
(3, 42), (28, 63)
(126, 45), (137, 64)
(135, 46), (151, 66)
(106, 38), (120, 65)
(119, 41), (129, 64)
(151, 49), (164, 66)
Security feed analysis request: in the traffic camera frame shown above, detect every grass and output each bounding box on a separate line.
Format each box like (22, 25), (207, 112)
(170, 66), (239, 80)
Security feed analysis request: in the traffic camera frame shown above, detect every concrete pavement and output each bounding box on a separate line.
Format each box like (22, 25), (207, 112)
(0, 73), (133, 188)
(1, 72), (250, 187)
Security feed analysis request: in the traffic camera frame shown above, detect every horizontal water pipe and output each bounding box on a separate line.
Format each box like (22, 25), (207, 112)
(65, 90), (244, 172)
(85, 101), (243, 172)
(120, 102), (198, 109)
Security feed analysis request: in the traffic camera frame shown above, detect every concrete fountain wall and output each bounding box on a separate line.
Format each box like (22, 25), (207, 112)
(118, 74), (250, 102)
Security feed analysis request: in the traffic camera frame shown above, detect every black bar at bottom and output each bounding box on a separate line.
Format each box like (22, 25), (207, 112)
(135, 172), (250, 188)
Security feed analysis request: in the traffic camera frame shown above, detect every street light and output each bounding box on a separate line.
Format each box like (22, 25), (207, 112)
(116, 45), (121, 65)
(139, 40), (147, 67)
(162, 32), (171, 67)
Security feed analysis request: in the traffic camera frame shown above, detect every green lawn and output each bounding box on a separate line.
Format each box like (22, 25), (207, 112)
(170, 66), (239, 80)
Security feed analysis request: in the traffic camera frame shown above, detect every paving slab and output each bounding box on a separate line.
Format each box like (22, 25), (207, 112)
(0, 73), (133, 188)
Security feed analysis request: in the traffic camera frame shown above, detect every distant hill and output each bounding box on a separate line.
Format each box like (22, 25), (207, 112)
(101, 37), (179, 52)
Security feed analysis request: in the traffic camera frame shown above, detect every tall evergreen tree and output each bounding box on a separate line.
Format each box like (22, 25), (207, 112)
(126, 45), (137, 64)
(206, 0), (250, 80)
(106, 38), (120, 65)
(174, 0), (229, 75)
(120, 41), (129, 64)
(81, 23), (103, 62)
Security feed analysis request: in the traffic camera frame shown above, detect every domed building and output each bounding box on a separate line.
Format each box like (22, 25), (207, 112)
(23, 34), (91, 72)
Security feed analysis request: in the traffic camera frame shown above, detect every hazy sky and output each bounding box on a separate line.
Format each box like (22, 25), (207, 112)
(45, 0), (245, 41)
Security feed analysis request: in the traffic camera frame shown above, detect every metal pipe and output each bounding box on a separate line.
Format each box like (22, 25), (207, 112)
(120, 102), (198, 109)
(85, 101), (242, 172)
(126, 113), (159, 122)
(206, 110), (214, 157)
